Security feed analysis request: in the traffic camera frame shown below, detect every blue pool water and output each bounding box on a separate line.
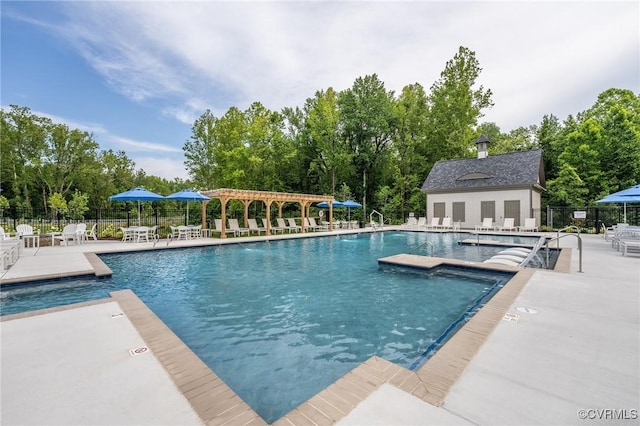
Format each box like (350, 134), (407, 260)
(1, 232), (515, 422)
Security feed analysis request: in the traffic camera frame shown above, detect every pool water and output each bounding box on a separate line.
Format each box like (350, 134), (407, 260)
(1, 232), (515, 422)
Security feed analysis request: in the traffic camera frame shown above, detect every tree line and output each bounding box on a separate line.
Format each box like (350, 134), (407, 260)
(2, 46), (639, 222)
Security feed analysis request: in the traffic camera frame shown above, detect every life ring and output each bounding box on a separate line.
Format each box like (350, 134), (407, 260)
(318, 210), (324, 218)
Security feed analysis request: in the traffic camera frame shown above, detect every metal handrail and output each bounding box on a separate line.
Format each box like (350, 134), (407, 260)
(519, 236), (548, 268)
(544, 233), (583, 273)
(556, 226), (580, 249)
(411, 240), (434, 257)
(370, 210), (384, 230)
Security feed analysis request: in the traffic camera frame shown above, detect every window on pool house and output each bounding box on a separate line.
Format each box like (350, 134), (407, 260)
(453, 202), (466, 223)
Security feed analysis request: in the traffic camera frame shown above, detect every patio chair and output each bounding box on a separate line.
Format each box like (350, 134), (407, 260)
(277, 218), (294, 233)
(519, 218), (538, 232)
(214, 219), (236, 237)
(16, 224), (40, 248)
(475, 218), (494, 231)
(75, 223), (87, 243)
(120, 227), (135, 243)
(438, 217), (453, 230)
(0, 226), (17, 240)
(189, 225), (201, 239)
(499, 218), (517, 232)
(54, 224), (78, 246)
(228, 219), (250, 236)
(16, 224), (39, 237)
(404, 217), (418, 228)
(134, 226), (151, 243)
(286, 218), (302, 233)
(248, 218), (266, 235)
(264, 218), (284, 234)
(416, 217), (427, 229)
(177, 225), (190, 240)
(309, 217), (328, 231)
(425, 217), (440, 230)
(86, 223), (98, 241)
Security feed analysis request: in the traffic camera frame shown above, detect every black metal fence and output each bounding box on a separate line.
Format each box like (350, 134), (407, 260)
(2, 205), (638, 238)
(534, 205), (640, 232)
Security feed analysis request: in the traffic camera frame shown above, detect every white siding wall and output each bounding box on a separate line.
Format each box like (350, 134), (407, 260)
(426, 188), (541, 229)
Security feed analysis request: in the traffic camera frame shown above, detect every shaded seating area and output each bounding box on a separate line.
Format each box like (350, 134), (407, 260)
(200, 188), (335, 238)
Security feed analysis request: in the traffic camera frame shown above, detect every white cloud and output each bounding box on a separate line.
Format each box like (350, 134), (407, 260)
(132, 155), (189, 181)
(52, 1), (636, 132)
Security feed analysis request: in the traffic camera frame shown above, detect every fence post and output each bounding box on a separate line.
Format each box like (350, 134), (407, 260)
(127, 211), (130, 228)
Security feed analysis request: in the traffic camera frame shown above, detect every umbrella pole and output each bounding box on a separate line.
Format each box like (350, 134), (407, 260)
(624, 202), (627, 224)
(138, 201), (141, 226)
(186, 201), (190, 224)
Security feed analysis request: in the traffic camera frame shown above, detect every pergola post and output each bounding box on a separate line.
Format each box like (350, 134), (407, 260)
(201, 199), (210, 230)
(265, 200), (273, 235)
(220, 197), (228, 238)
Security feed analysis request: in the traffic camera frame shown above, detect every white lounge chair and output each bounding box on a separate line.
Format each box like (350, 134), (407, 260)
(475, 218), (494, 231)
(405, 217), (418, 228)
(499, 218), (517, 232)
(276, 218), (293, 233)
(438, 217), (453, 230)
(425, 217), (440, 230)
(263, 218), (283, 234)
(519, 218), (538, 232)
(416, 217), (427, 229)
(308, 217), (328, 231)
(248, 218), (266, 235)
(228, 218), (250, 236)
(286, 218), (301, 233)
(54, 224), (78, 246)
(214, 219), (236, 237)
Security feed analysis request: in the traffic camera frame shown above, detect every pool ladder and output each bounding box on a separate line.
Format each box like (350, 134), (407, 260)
(410, 241), (434, 257)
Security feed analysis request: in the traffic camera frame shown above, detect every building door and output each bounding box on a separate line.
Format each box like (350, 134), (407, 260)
(434, 202), (445, 219)
(504, 200), (521, 227)
(481, 201), (495, 221)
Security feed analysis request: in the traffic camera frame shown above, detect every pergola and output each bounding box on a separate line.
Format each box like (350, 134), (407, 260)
(200, 188), (335, 237)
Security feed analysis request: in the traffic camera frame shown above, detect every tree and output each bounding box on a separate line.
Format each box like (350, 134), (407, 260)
(425, 46), (493, 163)
(184, 109), (218, 189)
(48, 192), (68, 218)
(391, 83), (429, 218)
(68, 190), (90, 220)
(307, 88), (351, 195)
(338, 74), (396, 216)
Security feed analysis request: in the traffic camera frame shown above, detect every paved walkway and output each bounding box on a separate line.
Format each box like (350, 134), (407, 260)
(1, 232), (639, 425)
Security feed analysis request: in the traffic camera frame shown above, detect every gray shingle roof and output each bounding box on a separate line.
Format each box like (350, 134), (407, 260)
(421, 149), (544, 192)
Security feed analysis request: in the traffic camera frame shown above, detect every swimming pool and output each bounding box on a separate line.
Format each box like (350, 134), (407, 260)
(1, 232), (516, 422)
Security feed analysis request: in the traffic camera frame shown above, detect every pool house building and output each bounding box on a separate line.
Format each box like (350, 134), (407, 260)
(421, 136), (545, 229)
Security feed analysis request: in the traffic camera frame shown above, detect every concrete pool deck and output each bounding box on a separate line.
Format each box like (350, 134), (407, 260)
(1, 230), (639, 425)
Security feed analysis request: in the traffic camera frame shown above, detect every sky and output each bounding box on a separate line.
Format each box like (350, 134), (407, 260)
(2, 1), (638, 181)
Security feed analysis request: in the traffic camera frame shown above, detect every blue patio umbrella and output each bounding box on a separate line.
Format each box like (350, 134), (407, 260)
(109, 187), (165, 225)
(596, 184), (640, 223)
(341, 199), (362, 222)
(165, 189), (210, 222)
(316, 200), (344, 208)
